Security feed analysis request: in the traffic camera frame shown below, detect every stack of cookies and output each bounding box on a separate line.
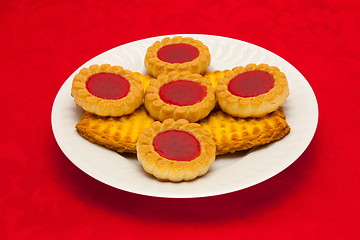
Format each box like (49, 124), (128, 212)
(71, 36), (290, 182)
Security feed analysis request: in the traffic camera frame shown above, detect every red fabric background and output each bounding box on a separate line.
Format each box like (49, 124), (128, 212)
(1, 0), (359, 239)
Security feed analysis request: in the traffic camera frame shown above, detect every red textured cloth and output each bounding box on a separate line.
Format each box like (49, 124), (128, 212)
(1, 0), (359, 239)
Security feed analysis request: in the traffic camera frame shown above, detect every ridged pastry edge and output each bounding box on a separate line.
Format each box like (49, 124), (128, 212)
(144, 36), (211, 77)
(136, 119), (216, 182)
(216, 63), (289, 118)
(199, 108), (291, 155)
(71, 64), (144, 117)
(75, 106), (155, 154)
(144, 71), (216, 122)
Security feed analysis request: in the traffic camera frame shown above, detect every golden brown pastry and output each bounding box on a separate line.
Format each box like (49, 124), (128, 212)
(144, 71), (216, 122)
(144, 36), (211, 77)
(76, 106), (290, 155)
(135, 70), (229, 92)
(136, 119), (216, 182)
(133, 72), (155, 91)
(199, 108), (290, 155)
(71, 64), (144, 117)
(203, 70), (231, 89)
(216, 64), (289, 118)
(76, 106), (155, 154)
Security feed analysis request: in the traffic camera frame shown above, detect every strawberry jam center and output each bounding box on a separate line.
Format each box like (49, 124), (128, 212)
(153, 130), (201, 161)
(86, 72), (130, 100)
(228, 70), (275, 97)
(159, 80), (206, 106)
(157, 43), (199, 63)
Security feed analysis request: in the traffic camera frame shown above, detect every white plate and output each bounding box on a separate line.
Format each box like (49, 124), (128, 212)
(51, 34), (318, 198)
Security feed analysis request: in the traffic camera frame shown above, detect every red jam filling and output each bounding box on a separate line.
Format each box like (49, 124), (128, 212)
(228, 70), (275, 97)
(153, 130), (201, 161)
(159, 80), (206, 106)
(86, 72), (130, 100)
(157, 43), (200, 63)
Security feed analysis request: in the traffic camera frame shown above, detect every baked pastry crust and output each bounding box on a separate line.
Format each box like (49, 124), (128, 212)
(136, 119), (216, 182)
(199, 107), (290, 155)
(216, 64), (289, 118)
(144, 36), (211, 77)
(75, 105), (290, 155)
(203, 70), (231, 89)
(144, 71), (216, 122)
(71, 64), (144, 117)
(133, 72), (155, 91)
(76, 106), (155, 154)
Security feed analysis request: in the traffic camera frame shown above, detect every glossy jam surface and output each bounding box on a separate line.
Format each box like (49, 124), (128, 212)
(228, 70), (275, 97)
(157, 43), (199, 63)
(159, 80), (206, 106)
(86, 72), (130, 100)
(153, 130), (201, 161)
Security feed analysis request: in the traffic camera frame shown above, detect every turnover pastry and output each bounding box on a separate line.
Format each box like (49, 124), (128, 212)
(144, 36), (211, 77)
(216, 64), (289, 118)
(76, 106), (155, 154)
(136, 119), (216, 182)
(199, 108), (290, 155)
(71, 64), (144, 117)
(76, 106), (290, 155)
(144, 71), (216, 122)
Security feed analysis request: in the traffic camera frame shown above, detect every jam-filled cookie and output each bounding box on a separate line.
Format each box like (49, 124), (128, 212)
(216, 64), (289, 118)
(71, 64), (144, 117)
(144, 36), (211, 77)
(144, 71), (216, 122)
(136, 119), (216, 182)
